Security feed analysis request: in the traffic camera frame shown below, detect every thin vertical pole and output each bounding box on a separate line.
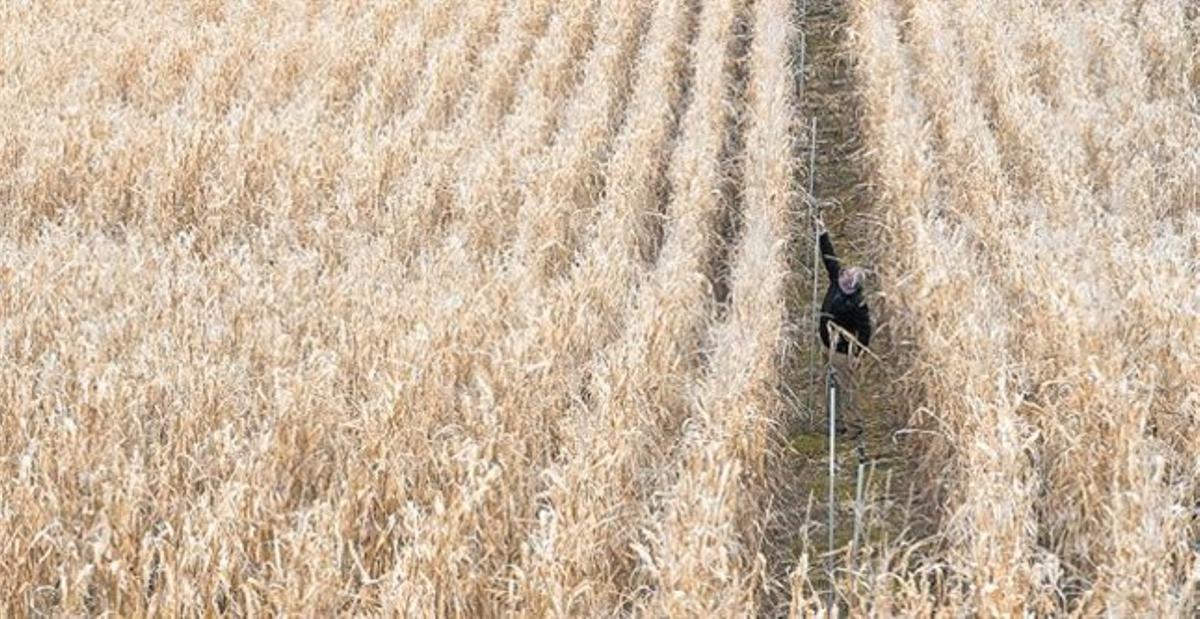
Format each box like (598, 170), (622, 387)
(808, 120), (818, 197)
(826, 367), (837, 616)
(807, 117), (820, 422)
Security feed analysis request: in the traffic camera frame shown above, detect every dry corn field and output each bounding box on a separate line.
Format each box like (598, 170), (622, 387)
(0, 0), (1197, 616)
(841, 0), (1200, 615)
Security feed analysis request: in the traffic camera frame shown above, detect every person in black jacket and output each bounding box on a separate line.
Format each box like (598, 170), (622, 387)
(816, 218), (871, 362)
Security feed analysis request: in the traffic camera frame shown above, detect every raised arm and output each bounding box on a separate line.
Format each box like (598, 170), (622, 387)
(818, 231), (841, 280)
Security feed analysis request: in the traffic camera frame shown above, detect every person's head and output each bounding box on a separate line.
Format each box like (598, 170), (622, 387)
(838, 266), (865, 295)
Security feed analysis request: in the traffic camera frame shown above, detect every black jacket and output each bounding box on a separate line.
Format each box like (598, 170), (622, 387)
(818, 232), (871, 354)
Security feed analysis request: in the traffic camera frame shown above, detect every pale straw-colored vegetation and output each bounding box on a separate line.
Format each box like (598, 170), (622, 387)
(0, 0), (802, 614)
(842, 0), (1200, 614)
(3, 0), (1196, 615)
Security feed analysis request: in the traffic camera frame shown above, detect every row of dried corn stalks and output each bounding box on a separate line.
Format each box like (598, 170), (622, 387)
(849, 0), (1200, 613)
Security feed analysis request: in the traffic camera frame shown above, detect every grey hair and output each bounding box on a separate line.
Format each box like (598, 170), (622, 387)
(838, 267), (865, 294)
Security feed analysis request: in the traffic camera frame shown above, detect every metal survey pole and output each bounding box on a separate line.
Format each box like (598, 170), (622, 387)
(807, 118), (820, 423)
(826, 365), (837, 616)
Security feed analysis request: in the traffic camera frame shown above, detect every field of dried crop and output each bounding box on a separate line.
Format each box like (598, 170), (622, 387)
(1, 0), (1197, 615)
(842, 0), (1200, 614)
(0, 0), (804, 614)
